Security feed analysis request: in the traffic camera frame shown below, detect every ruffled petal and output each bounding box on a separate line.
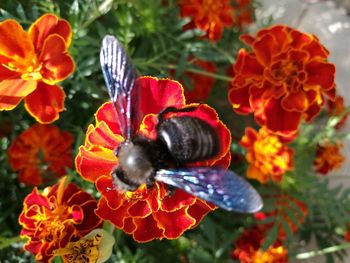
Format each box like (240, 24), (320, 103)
(24, 82), (65, 123)
(29, 14), (72, 52)
(39, 34), (75, 84)
(0, 19), (35, 67)
(75, 145), (117, 183)
(137, 76), (186, 116)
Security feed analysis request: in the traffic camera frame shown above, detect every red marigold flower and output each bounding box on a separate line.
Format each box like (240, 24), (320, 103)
(0, 14), (74, 123)
(313, 141), (345, 175)
(75, 76), (231, 242)
(228, 25), (336, 138)
(232, 226), (288, 263)
(18, 177), (103, 263)
(255, 194), (308, 240)
(175, 57), (216, 103)
(178, 0), (234, 41)
(8, 123), (73, 186)
(326, 95), (348, 129)
(240, 127), (294, 184)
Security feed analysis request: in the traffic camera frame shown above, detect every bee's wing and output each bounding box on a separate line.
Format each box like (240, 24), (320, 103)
(100, 35), (140, 139)
(155, 167), (263, 213)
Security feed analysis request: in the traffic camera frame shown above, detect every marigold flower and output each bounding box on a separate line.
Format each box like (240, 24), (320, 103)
(313, 141), (345, 175)
(240, 127), (294, 184)
(232, 226), (288, 263)
(18, 177), (103, 263)
(54, 229), (115, 263)
(178, 0), (234, 41)
(0, 14), (74, 123)
(228, 25), (336, 138)
(76, 76), (231, 242)
(176, 58), (216, 103)
(8, 123), (73, 186)
(255, 194), (308, 240)
(326, 95), (348, 129)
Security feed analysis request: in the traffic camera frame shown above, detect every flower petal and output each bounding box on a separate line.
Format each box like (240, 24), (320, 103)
(154, 207), (196, 239)
(0, 19), (35, 66)
(39, 34), (75, 84)
(75, 145), (117, 183)
(29, 14), (72, 52)
(137, 77), (185, 116)
(24, 82), (65, 123)
(0, 79), (37, 110)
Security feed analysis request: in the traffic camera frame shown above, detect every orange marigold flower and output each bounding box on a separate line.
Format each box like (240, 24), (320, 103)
(240, 127), (294, 184)
(326, 95), (348, 129)
(232, 226), (288, 263)
(228, 25), (336, 138)
(255, 194), (308, 240)
(18, 177), (103, 263)
(178, 0), (234, 41)
(0, 14), (74, 123)
(313, 141), (345, 175)
(8, 123), (73, 186)
(54, 229), (115, 263)
(75, 76), (231, 242)
(176, 57), (216, 103)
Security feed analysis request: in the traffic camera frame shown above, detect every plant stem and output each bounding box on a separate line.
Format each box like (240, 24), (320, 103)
(140, 62), (233, 82)
(295, 242), (350, 260)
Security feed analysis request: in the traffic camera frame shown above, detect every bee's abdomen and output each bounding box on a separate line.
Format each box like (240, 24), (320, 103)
(157, 116), (220, 164)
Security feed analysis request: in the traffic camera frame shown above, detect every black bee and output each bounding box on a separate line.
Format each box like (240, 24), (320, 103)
(100, 35), (263, 213)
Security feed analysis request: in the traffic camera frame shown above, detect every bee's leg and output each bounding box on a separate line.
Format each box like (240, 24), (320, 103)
(158, 105), (200, 121)
(145, 176), (155, 189)
(165, 185), (177, 197)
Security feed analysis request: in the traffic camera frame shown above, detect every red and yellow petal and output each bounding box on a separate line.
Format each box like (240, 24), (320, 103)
(0, 19), (35, 67)
(137, 77), (186, 116)
(131, 215), (164, 242)
(75, 146), (117, 183)
(153, 207), (196, 239)
(29, 13), (72, 52)
(95, 102), (122, 134)
(24, 82), (65, 124)
(39, 34), (75, 84)
(0, 79), (37, 110)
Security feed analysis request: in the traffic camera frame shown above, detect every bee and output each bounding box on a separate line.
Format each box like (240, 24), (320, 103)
(100, 35), (263, 213)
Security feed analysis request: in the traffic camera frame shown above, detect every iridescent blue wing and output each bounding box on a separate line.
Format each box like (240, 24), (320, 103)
(100, 35), (140, 139)
(155, 167), (263, 213)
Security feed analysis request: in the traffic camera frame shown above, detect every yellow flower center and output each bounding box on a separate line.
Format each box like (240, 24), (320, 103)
(34, 203), (74, 243)
(253, 134), (289, 175)
(66, 236), (101, 263)
(3, 57), (43, 81)
(270, 60), (306, 92)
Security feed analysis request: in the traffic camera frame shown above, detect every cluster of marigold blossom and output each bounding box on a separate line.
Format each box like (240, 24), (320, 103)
(0, 0), (348, 262)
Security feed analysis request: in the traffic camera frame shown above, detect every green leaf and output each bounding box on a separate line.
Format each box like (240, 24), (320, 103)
(261, 223), (279, 251)
(0, 236), (21, 250)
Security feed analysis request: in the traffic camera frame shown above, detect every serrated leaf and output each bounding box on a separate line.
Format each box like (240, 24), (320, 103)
(285, 206), (304, 228)
(175, 50), (188, 79)
(280, 218), (294, 241)
(261, 223), (279, 251)
(16, 4), (26, 20)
